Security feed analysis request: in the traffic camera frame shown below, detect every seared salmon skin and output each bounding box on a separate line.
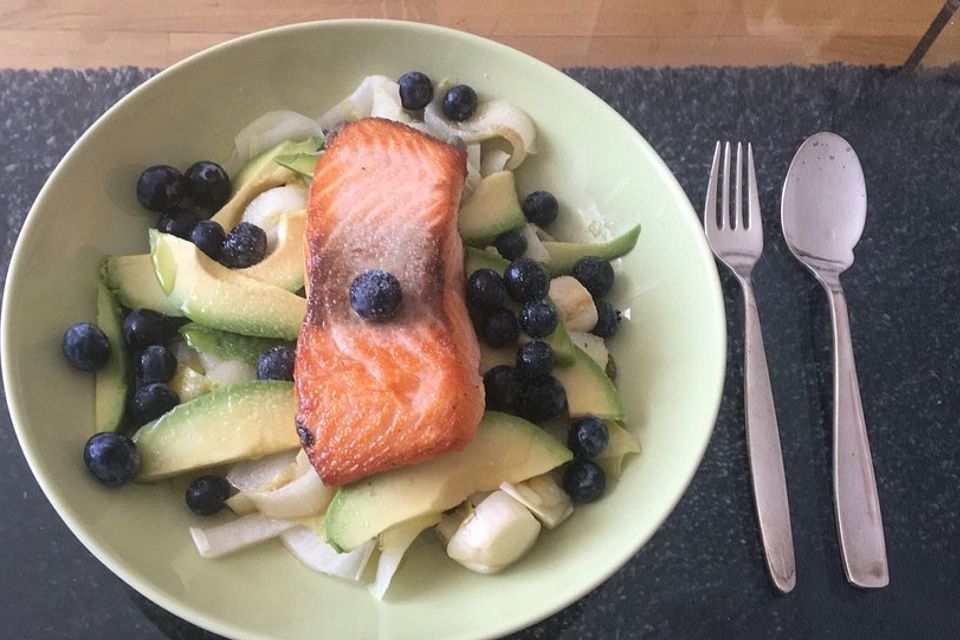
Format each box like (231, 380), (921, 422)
(295, 118), (485, 486)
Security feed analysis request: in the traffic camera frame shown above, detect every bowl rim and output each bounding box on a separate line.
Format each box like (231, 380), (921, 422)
(1, 18), (726, 640)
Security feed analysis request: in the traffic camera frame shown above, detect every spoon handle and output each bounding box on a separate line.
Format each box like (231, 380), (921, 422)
(741, 279), (796, 593)
(824, 281), (889, 588)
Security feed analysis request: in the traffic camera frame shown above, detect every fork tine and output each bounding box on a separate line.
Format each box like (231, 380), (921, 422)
(747, 143), (762, 233)
(703, 141), (721, 236)
(721, 142), (731, 230)
(734, 142), (744, 230)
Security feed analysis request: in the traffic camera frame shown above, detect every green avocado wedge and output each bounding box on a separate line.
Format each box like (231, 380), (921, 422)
(541, 224), (641, 276)
(324, 411), (572, 551)
(95, 282), (129, 432)
(100, 254), (184, 317)
(274, 153), (322, 180)
(132, 380), (298, 481)
(233, 137), (323, 192)
(552, 345), (625, 420)
(179, 323), (293, 366)
(458, 171), (526, 247)
(149, 230), (306, 340)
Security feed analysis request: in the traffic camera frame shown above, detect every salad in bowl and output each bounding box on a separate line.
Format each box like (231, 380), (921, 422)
(62, 71), (643, 599)
(3, 19), (725, 640)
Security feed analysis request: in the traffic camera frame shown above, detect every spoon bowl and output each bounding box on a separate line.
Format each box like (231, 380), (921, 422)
(781, 132), (866, 276)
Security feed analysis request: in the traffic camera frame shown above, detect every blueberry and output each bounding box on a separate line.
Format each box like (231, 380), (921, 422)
(516, 340), (554, 379)
(191, 219), (227, 260)
(519, 375), (566, 423)
(493, 230), (527, 261)
(136, 165), (185, 212)
(442, 84), (478, 122)
(122, 309), (168, 349)
(140, 345), (177, 384)
(561, 458), (606, 503)
(481, 308), (519, 348)
(398, 71), (434, 111)
(156, 208), (200, 240)
(521, 190), (559, 227)
(592, 301), (622, 338)
(220, 222), (267, 268)
(483, 365), (521, 413)
(519, 300), (558, 338)
(258, 345), (295, 381)
(185, 475), (231, 516)
(129, 383), (179, 425)
(567, 416), (609, 458)
(573, 256), (615, 299)
(350, 269), (403, 322)
(62, 322), (110, 372)
(466, 268), (506, 311)
(184, 161), (231, 211)
(84, 432), (140, 486)
(503, 258), (549, 303)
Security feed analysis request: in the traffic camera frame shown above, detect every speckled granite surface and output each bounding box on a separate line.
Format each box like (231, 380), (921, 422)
(1, 66), (958, 639)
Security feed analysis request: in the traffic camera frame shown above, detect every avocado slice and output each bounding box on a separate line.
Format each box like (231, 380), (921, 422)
(213, 137), (322, 230)
(179, 323), (292, 366)
(525, 311), (577, 368)
(150, 230), (306, 340)
(110, 209), (305, 297)
(101, 255), (184, 317)
(95, 282), (129, 432)
(233, 137), (323, 192)
(597, 421), (641, 478)
(274, 153), (322, 180)
(458, 171), (526, 247)
(464, 247), (509, 275)
(235, 209), (306, 292)
(541, 224), (641, 276)
(464, 248), (577, 366)
(324, 411), (572, 551)
(133, 380), (299, 481)
(552, 345), (625, 420)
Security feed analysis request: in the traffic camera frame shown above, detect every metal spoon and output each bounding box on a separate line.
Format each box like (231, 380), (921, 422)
(781, 132), (889, 589)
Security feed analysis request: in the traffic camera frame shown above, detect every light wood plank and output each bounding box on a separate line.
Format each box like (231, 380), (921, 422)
(0, 0), (947, 69)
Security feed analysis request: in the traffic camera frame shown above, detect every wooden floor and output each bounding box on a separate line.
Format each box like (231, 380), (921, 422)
(0, 0), (954, 69)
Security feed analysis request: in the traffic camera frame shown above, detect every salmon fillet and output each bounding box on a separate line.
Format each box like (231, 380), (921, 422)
(295, 118), (485, 486)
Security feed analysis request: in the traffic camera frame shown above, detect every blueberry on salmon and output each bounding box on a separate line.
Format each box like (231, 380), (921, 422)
(350, 269), (403, 322)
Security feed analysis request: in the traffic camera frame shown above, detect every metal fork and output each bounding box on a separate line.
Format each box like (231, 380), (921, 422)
(704, 141), (796, 594)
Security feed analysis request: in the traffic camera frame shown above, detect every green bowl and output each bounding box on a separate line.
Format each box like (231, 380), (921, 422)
(1, 20), (725, 640)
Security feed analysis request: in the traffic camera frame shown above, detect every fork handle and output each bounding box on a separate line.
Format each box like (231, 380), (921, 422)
(741, 278), (796, 593)
(824, 280), (889, 588)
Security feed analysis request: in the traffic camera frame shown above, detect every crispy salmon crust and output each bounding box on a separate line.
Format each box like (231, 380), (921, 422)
(295, 118), (484, 486)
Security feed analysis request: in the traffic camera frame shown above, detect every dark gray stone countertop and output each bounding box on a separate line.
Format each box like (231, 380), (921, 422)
(1, 65), (958, 639)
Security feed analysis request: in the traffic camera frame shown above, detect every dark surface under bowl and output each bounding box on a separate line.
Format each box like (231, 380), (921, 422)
(1, 64), (959, 638)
